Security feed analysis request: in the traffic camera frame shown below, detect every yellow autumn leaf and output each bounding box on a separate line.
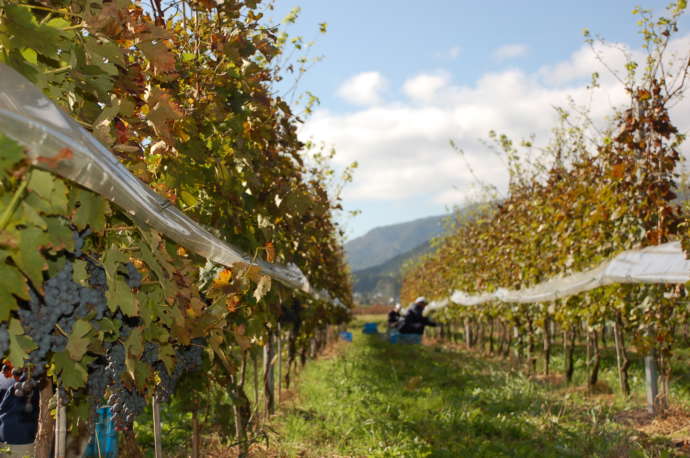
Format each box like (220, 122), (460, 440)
(213, 269), (233, 288)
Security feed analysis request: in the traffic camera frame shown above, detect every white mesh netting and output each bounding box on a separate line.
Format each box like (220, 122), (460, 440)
(425, 241), (690, 313)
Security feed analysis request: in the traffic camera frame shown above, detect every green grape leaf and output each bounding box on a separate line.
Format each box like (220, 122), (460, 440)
(83, 35), (126, 68)
(157, 343), (175, 374)
(126, 357), (151, 391)
(103, 246), (139, 316)
(8, 319), (36, 367)
(53, 351), (88, 389)
(125, 326), (144, 359)
(135, 240), (170, 289)
(19, 201), (47, 230)
(72, 260), (89, 286)
(44, 216), (74, 252)
(12, 226), (49, 289)
(0, 265), (28, 321)
(3, 5), (63, 60)
(95, 317), (119, 337)
(107, 278), (139, 316)
(27, 170), (69, 215)
(70, 188), (106, 233)
(103, 245), (129, 282)
(66, 320), (92, 361)
(0, 135), (25, 179)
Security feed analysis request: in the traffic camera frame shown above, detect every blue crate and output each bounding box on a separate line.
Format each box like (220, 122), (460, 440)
(362, 322), (378, 334)
(339, 331), (353, 342)
(397, 334), (422, 344)
(83, 407), (118, 458)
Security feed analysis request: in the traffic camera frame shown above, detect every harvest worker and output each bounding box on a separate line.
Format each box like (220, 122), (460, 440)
(397, 297), (437, 344)
(387, 304), (402, 329)
(0, 364), (39, 458)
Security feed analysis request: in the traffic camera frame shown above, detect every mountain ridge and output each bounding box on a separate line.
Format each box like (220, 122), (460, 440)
(345, 214), (449, 272)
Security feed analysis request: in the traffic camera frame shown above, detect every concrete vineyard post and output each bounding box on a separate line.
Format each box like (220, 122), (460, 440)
(645, 328), (659, 414)
(54, 389), (66, 458)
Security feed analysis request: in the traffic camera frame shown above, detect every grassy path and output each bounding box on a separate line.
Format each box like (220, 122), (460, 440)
(265, 320), (686, 457)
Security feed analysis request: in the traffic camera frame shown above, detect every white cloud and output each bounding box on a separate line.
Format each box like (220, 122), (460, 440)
(302, 34), (690, 210)
(403, 72), (451, 103)
(336, 71), (388, 106)
(493, 43), (528, 61)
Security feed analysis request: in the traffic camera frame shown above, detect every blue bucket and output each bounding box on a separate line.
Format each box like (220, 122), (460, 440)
(83, 407), (118, 457)
(362, 322), (378, 334)
(397, 334), (422, 345)
(339, 331), (353, 342)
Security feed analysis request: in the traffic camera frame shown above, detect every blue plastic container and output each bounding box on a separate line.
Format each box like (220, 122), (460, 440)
(83, 407), (118, 458)
(362, 322), (378, 334)
(339, 331), (353, 342)
(397, 334), (422, 345)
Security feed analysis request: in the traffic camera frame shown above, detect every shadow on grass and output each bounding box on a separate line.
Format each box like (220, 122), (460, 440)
(272, 326), (680, 457)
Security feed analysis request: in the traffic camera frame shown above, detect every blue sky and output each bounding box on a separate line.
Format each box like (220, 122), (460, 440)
(267, 1), (690, 240)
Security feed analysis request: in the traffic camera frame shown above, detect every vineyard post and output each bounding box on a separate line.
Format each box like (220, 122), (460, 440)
(54, 390), (66, 458)
(488, 319), (494, 354)
(277, 323), (283, 404)
(192, 403), (200, 458)
(153, 396), (163, 458)
(252, 349), (260, 420)
(34, 378), (54, 457)
(464, 319), (471, 347)
(645, 328), (659, 414)
(613, 319), (625, 393)
(263, 330), (275, 415)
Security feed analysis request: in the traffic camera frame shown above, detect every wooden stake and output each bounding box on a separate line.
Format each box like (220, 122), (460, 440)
(263, 330), (275, 415)
(277, 323), (283, 404)
(191, 405), (200, 458)
(152, 396), (163, 458)
(34, 377), (54, 458)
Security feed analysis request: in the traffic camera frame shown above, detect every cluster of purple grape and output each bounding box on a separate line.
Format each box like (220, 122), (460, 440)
(3, 366), (37, 413)
(6, 226), (153, 432)
(17, 229), (112, 379)
(154, 339), (205, 403)
(103, 343), (146, 430)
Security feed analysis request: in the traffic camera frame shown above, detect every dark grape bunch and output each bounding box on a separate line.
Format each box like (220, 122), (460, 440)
(103, 339), (203, 430)
(19, 262), (108, 377)
(14, 228), (140, 382)
(154, 338), (205, 403)
(123, 262), (142, 289)
(104, 343), (146, 430)
(5, 366), (38, 414)
(5, 227), (150, 432)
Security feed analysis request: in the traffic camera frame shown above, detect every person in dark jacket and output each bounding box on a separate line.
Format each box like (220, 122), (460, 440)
(387, 304), (401, 328)
(0, 366), (39, 457)
(397, 297), (437, 343)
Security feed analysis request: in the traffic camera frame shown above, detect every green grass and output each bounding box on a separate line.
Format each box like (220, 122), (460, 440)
(269, 319), (684, 457)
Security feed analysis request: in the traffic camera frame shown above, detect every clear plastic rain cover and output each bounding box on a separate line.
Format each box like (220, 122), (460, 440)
(0, 64), (317, 295)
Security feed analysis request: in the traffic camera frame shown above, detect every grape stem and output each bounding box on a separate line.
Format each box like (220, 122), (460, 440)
(54, 324), (69, 337)
(103, 226), (137, 232)
(0, 178), (28, 231)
